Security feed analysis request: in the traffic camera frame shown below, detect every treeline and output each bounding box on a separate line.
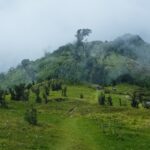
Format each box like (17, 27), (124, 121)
(7, 79), (67, 102)
(98, 89), (150, 109)
(112, 74), (150, 88)
(0, 79), (68, 125)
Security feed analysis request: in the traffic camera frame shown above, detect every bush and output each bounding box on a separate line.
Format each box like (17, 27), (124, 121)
(107, 96), (113, 106)
(24, 90), (29, 101)
(24, 105), (37, 125)
(44, 85), (50, 96)
(0, 89), (8, 108)
(9, 83), (28, 101)
(51, 79), (62, 91)
(9, 88), (16, 100)
(131, 99), (139, 108)
(26, 83), (32, 90)
(43, 93), (48, 104)
(62, 86), (67, 97)
(98, 93), (105, 105)
(36, 95), (42, 103)
(119, 98), (122, 106)
(32, 87), (42, 103)
(80, 93), (84, 99)
(131, 92), (139, 108)
(13, 84), (26, 101)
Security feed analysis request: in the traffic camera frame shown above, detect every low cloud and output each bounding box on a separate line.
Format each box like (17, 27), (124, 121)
(0, 0), (150, 72)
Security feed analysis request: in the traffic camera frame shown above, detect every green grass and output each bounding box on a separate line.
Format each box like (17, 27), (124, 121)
(0, 84), (150, 150)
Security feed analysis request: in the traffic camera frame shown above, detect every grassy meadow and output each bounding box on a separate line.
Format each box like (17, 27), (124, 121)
(0, 84), (150, 150)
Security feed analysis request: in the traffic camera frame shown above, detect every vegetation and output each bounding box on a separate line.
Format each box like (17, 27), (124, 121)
(98, 93), (106, 105)
(0, 32), (150, 149)
(0, 34), (150, 89)
(0, 83), (149, 149)
(24, 105), (38, 125)
(107, 95), (113, 106)
(62, 85), (67, 97)
(0, 89), (8, 108)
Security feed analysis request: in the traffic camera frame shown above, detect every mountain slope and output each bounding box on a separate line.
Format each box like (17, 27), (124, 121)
(1, 34), (150, 88)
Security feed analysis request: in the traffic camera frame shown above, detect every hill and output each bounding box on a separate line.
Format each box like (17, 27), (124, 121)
(1, 34), (150, 88)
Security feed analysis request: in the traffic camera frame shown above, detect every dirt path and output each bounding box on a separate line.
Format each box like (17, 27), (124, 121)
(54, 116), (102, 150)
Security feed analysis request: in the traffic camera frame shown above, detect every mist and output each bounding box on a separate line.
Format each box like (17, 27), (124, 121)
(0, 0), (150, 72)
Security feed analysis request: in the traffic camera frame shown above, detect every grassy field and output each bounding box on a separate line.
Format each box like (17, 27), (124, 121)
(0, 84), (150, 150)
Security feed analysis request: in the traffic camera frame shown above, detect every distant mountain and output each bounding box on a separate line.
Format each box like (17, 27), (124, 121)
(1, 34), (150, 88)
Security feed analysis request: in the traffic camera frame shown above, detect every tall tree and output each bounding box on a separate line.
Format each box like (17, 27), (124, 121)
(75, 29), (92, 47)
(21, 59), (36, 82)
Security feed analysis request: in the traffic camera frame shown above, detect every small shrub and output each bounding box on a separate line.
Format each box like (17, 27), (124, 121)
(131, 92), (139, 108)
(36, 95), (42, 103)
(13, 83), (26, 101)
(23, 90), (29, 101)
(119, 98), (122, 106)
(98, 93), (105, 105)
(43, 93), (48, 104)
(24, 105), (37, 125)
(26, 83), (32, 90)
(62, 86), (67, 97)
(44, 85), (50, 96)
(107, 96), (113, 106)
(51, 80), (62, 91)
(131, 99), (139, 108)
(0, 89), (8, 108)
(80, 93), (84, 99)
(0, 99), (8, 108)
(33, 87), (42, 103)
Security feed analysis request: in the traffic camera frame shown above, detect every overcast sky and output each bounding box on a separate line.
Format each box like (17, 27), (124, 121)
(0, 0), (150, 72)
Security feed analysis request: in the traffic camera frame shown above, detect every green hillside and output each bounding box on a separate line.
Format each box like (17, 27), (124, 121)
(1, 34), (150, 89)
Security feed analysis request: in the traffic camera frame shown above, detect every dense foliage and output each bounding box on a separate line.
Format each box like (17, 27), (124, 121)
(0, 34), (150, 88)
